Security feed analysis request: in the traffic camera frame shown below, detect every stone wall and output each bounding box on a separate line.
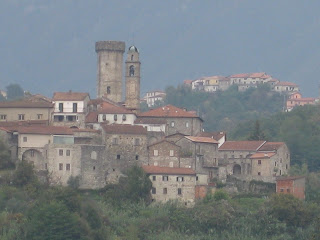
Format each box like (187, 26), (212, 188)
(148, 141), (180, 167)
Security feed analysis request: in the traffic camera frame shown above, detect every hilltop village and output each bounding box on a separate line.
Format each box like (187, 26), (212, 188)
(0, 41), (300, 206)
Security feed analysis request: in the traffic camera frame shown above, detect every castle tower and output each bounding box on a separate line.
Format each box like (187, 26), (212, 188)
(125, 46), (141, 111)
(95, 41), (125, 102)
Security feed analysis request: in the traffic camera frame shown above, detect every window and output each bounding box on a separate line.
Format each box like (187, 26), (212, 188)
(178, 188), (182, 195)
(177, 176), (184, 182)
(59, 103), (63, 112)
(117, 154), (120, 160)
(66, 164), (70, 171)
(134, 138), (140, 146)
(185, 122), (189, 128)
(240, 155), (243, 158)
(30, 150), (35, 157)
(72, 103), (77, 113)
(59, 163), (63, 170)
(287, 189), (290, 193)
(37, 114), (43, 120)
(275, 162), (277, 166)
(152, 187), (156, 194)
(162, 176), (168, 181)
(102, 114), (106, 121)
(114, 115), (117, 121)
(91, 151), (97, 160)
(66, 150), (70, 156)
(0, 115), (7, 120)
(131, 55), (133, 61)
(129, 65), (135, 76)
(18, 114), (25, 120)
(112, 138), (119, 145)
(196, 176), (199, 181)
(93, 166), (96, 170)
(59, 149), (63, 156)
(107, 86), (111, 94)
(169, 150), (174, 157)
(135, 155), (139, 160)
(23, 137), (27, 142)
(280, 170), (282, 175)
(163, 188), (167, 194)
(122, 115), (126, 121)
(258, 172), (261, 176)
(152, 176), (156, 181)
(153, 150), (158, 156)
(258, 160), (261, 165)
(45, 163), (48, 170)
(286, 164), (288, 170)
(280, 188), (284, 192)
(170, 121), (175, 127)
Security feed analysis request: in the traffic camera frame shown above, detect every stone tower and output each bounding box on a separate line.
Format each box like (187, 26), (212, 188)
(125, 46), (141, 111)
(95, 41), (125, 102)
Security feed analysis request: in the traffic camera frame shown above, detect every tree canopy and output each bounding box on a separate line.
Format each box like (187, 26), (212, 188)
(6, 84), (24, 101)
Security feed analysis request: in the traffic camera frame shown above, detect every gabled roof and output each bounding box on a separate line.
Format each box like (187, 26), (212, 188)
(275, 82), (298, 87)
(250, 152), (276, 159)
(185, 136), (218, 144)
(97, 101), (133, 114)
(0, 100), (53, 108)
(230, 72), (270, 79)
(197, 132), (225, 141)
(142, 165), (196, 175)
(138, 105), (200, 119)
(53, 92), (89, 101)
(148, 139), (180, 148)
(85, 112), (99, 123)
(219, 141), (266, 151)
(1, 126), (73, 135)
(101, 124), (147, 135)
(134, 118), (166, 125)
(258, 142), (285, 152)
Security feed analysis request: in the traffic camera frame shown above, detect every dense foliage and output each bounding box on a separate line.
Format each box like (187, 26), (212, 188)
(231, 105), (320, 171)
(162, 84), (283, 131)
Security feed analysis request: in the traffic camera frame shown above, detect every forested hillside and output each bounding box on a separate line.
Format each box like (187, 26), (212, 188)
(230, 105), (320, 171)
(163, 84), (283, 131)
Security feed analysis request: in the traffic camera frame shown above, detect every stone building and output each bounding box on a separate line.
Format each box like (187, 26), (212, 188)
(142, 90), (166, 107)
(274, 81), (299, 94)
(138, 105), (203, 136)
(142, 165), (196, 206)
(286, 92), (316, 112)
(52, 91), (90, 128)
(148, 140), (181, 168)
(276, 176), (305, 200)
(197, 131), (226, 147)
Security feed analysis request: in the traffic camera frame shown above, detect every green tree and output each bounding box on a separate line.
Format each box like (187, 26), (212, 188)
(26, 201), (81, 240)
(0, 140), (14, 169)
(12, 161), (37, 187)
(248, 120), (266, 140)
(6, 84), (24, 101)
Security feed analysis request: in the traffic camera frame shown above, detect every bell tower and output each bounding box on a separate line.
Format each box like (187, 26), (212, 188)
(125, 46), (141, 111)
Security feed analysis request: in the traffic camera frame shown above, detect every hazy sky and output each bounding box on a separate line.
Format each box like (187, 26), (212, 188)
(1, 0), (320, 98)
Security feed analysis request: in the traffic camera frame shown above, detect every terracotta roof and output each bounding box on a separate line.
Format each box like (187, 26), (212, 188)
(288, 98), (316, 102)
(230, 73), (250, 78)
(134, 118), (166, 125)
(142, 165), (195, 175)
(101, 124), (147, 135)
(0, 120), (48, 127)
(1, 126), (73, 135)
(0, 100), (53, 108)
(148, 139), (179, 148)
(138, 105), (200, 119)
(184, 80), (193, 85)
(198, 132), (225, 141)
(275, 82), (298, 87)
(85, 112), (99, 123)
(276, 176), (305, 181)
(219, 141), (266, 151)
(250, 152), (276, 159)
(53, 92), (89, 101)
(258, 142), (285, 151)
(97, 101), (133, 114)
(185, 136), (218, 144)
(71, 128), (100, 133)
(266, 78), (280, 82)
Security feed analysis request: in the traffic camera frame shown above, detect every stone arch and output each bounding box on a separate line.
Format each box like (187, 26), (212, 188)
(129, 65), (135, 76)
(70, 126), (78, 129)
(233, 164), (241, 175)
(22, 149), (45, 170)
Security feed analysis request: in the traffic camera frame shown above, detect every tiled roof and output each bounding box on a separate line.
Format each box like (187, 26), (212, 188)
(71, 128), (100, 133)
(267, 78), (280, 82)
(101, 124), (147, 135)
(288, 98), (316, 102)
(85, 112), (99, 123)
(1, 126), (73, 135)
(53, 92), (89, 101)
(198, 131), (225, 141)
(98, 101), (133, 114)
(275, 82), (298, 87)
(0, 100), (53, 108)
(142, 165), (196, 175)
(230, 72), (270, 79)
(250, 152), (276, 159)
(258, 142), (285, 151)
(148, 139), (179, 148)
(185, 136), (218, 144)
(276, 176), (305, 181)
(219, 141), (266, 151)
(134, 118), (166, 125)
(184, 80), (193, 85)
(0, 120), (48, 127)
(230, 73), (250, 78)
(138, 105), (200, 119)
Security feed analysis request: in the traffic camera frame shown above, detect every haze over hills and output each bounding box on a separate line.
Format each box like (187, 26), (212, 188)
(1, 1), (320, 97)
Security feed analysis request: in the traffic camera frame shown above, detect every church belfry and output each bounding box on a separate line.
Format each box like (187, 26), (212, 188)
(125, 46), (141, 111)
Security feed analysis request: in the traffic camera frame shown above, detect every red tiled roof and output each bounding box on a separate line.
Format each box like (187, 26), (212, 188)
(258, 142), (285, 151)
(267, 78), (280, 82)
(1, 126), (73, 135)
(85, 112), (99, 123)
(288, 98), (316, 102)
(0, 100), (53, 108)
(219, 141), (266, 151)
(275, 82), (298, 87)
(276, 176), (305, 181)
(138, 105), (200, 119)
(53, 92), (89, 101)
(185, 136), (218, 144)
(142, 165), (195, 175)
(134, 118), (166, 125)
(250, 152), (276, 159)
(98, 101), (133, 114)
(230, 73), (250, 78)
(198, 132), (225, 141)
(184, 80), (193, 85)
(230, 72), (271, 79)
(101, 124), (147, 135)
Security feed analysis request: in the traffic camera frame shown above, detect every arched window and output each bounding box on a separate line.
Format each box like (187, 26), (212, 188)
(131, 55), (134, 61)
(107, 86), (111, 94)
(129, 65), (135, 76)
